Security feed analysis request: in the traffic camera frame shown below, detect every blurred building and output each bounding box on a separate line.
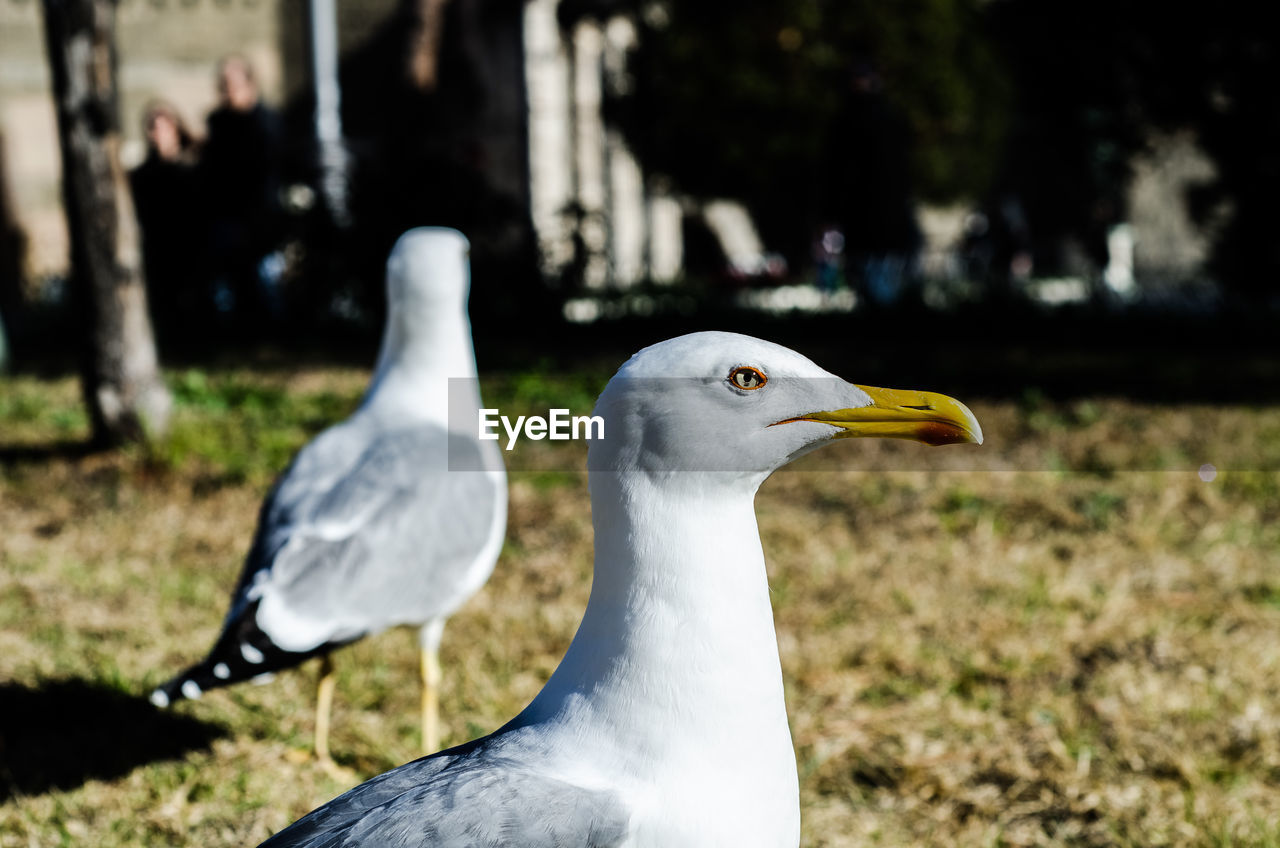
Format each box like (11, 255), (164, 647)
(526, 0), (678, 287)
(0, 0), (1216, 300)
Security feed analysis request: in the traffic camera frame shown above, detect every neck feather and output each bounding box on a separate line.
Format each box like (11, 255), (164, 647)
(361, 306), (480, 426)
(525, 472), (790, 759)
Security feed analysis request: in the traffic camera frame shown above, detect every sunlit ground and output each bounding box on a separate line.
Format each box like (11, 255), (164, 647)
(1, 368), (1278, 847)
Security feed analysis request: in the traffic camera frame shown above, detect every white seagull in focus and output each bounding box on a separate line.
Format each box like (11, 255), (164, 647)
(256, 330), (981, 846)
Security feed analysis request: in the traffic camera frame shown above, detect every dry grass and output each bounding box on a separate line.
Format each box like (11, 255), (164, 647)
(1, 366), (1278, 847)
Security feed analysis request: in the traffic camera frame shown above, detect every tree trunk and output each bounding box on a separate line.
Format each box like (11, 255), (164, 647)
(0, 129), (28, 372)
(41, 0), (171, 446)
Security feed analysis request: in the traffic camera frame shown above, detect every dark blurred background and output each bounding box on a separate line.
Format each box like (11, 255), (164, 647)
(1, 0), (1276, 402)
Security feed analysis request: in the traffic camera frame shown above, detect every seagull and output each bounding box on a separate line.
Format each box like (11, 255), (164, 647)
(256, 331), (980, 846)
(150, 228), (506, 768)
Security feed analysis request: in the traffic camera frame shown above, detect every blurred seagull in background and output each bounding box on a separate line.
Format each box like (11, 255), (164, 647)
(151, 228), (506, 771)
(256, 331), (980, 846)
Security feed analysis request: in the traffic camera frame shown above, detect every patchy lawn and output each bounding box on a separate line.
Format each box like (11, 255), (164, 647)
(1, 366), (1278, 847)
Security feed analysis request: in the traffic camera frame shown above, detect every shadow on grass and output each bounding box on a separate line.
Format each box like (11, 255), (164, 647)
(0, 440), (99, 465)
(0, 679), (228, 800)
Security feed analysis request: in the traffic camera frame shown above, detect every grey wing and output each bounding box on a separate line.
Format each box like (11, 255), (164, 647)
(242, 426), (504, 649)
(223, 419), (378, 618)
(258, 737), (630, 848)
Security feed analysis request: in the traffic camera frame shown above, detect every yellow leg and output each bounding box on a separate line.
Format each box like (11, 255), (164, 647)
(315, 653), (337, 763)
(421, 640), (441, 754)
(314, 654), (353, 780)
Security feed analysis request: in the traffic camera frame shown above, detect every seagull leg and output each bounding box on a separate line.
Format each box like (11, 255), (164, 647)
(420, 620), (445, 754)
(314, 653), (354, 780)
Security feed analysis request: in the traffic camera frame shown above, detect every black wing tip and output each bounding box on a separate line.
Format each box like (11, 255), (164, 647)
(148, 661), (226, 708)
(149, 599), (357, 710)
(150, 639), (346, 709)
(148, 682), (178, 709)
(148, 650), (276, 708)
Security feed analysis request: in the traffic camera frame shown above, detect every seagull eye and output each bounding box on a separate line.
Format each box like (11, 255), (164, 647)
(729, 366), (767, 390)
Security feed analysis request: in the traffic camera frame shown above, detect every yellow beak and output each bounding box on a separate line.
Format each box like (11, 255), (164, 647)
(776, 385), (983, 447)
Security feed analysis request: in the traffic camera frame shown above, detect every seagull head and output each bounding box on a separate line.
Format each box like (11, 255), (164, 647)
(385, 227), (472, 316)
(588, 331), (982, 481)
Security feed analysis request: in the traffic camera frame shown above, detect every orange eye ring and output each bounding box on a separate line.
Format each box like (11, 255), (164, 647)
(729, 366), (767, 390)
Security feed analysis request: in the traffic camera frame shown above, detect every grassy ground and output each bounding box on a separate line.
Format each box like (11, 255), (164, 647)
(1, 365), (1278, 847)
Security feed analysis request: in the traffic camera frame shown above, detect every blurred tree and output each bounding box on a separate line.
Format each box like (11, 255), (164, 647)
(567, 0), (1011, 261)
(983, 0), (1145, 274)
(41, 0), (171, 445)
(1147, 8), (1279, 299)
(570, 1), (1276, 298)
(984, 0), (1277, 295)
(0, 129), (28, 370)
(294, 0), (537, 332)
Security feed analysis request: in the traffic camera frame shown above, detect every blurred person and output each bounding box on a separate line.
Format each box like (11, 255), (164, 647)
(820, 59), (922, 309)
(129, 100), (207, 338)
(202, 54), (286, 332)
(812, 226), (846, 296)
(961, 194), (1033, 301)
